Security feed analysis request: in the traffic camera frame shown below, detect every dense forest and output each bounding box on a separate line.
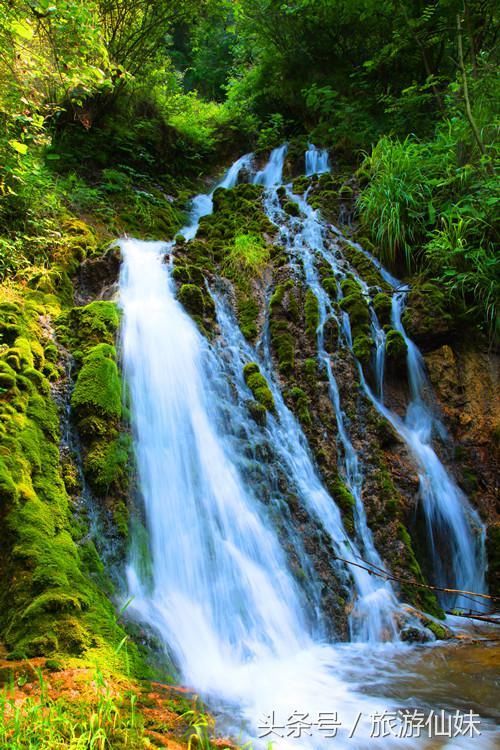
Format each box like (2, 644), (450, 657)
(0, 1), (498, 748)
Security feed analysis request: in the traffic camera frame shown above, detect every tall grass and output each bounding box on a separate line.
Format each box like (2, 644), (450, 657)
(0, 668), (141, 749)
(357, 136), (442, 268)
(358, 126), (499, 340)
(222, 233), (270, 283)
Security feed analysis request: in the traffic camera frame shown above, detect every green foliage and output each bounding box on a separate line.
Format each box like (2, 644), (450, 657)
(222, 233), (270, 282)
(358, 136), (438, 267)
(358, 61), (499, 339)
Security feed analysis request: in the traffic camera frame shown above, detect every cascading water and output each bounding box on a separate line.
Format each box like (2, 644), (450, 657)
(254, 144), (288, 187)
(252, 168), (400, 642)
(211, 285), (399, 644)
(119, 243), (404, 750)
(273, 154), (486, 613)
(182, 152), (254, 240)
(305, 144), (330, 176)
(118, 146), (496, 748)
(365, 272), (486, 611)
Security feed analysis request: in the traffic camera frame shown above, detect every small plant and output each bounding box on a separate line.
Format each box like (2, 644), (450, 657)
(222, 233), (270, 283)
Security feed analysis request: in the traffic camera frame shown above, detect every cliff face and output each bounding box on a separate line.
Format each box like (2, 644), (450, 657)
(424, 344), (499, 595)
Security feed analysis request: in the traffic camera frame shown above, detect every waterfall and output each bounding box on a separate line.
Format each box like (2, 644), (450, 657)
(368, 284), (487, 610)
(182, 152), (254, 240)
(305, 144), (330, 176)
(253, 172), (400, 642)
(289, 165), (486, 611)
(253, 144), (288, 187)
(118, 145), (492, 747)
(119, 241), (404, 750)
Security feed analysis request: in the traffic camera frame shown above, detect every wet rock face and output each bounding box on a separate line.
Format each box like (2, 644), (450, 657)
(424, 344), (500, 595)
(75, 245), (121, 304)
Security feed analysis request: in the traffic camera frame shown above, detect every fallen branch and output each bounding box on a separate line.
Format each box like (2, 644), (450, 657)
(332, 553), (499, 607)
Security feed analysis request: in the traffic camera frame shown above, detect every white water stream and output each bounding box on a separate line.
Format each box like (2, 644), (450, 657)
(118, 148), (495, 748)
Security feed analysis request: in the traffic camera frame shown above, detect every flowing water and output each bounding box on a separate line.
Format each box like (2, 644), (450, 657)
(119, 148), (498, 748)
(305, 144), (330, 176)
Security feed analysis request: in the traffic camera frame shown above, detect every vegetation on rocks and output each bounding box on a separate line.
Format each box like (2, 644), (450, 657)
(0, 0), (497, 743)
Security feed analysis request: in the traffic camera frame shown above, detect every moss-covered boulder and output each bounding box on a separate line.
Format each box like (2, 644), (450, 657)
(385, 329), (408, 366)
(243, 363), (275, 413)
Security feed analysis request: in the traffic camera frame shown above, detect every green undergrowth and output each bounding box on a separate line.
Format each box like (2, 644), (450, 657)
(0, 668), (143, 750)
(357, 129), (499, 341)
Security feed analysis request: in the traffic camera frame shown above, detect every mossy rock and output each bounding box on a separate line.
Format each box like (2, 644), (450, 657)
(58, 301), (120, 354)
(373, 292), (392, 325)
(284, 200), (300, 217)
(246, 400), (267, 426)
(243, 363), (275, 413)
(71, 344), (122, 419)
(327, 477), (355, 534)
(305, 289), (320, 340)
(288, 387), (312, 428)
(339, 277), (370, 339)
(178, 284), (205, 316)
(271, 329), (295, 374)
(353, 333), (374, 363)
(402, 280), (454, 346)
(237, 294), (259, 342)
(385, 329), (407, 365)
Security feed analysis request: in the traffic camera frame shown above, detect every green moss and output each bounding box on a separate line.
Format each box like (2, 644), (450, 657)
(269, 282), (296, 374)
(327, 477), (355, 534)
(237, 295), (259, 342)
(292, 176), (311, 194)
(271, 329), (295, 374)
(0, 362), (17, 390)
(243, 363), (275, 413)
(353, 333), (374, 363)
(178, 284), (205, 316)
(247, 400), (267, 426)
(373, 292), (392, 324)
(288, 387), (312, 428)
(426, 621), (448, 640)
(303, 357), (318, 387)
(283, 200), (300, 217)
(322, 277), (338, 301)
(305, 290), (320, 340)
(402, 280), (453, 340)
(57, 301), (120, 357)
(385, 328), (408, 364)
(0, 296), (137, 666)
(71, 344), (122, 419)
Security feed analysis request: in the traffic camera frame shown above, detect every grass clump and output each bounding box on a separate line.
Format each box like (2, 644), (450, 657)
(0, 668), (143, 750)
(222, 233), (270, 282)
